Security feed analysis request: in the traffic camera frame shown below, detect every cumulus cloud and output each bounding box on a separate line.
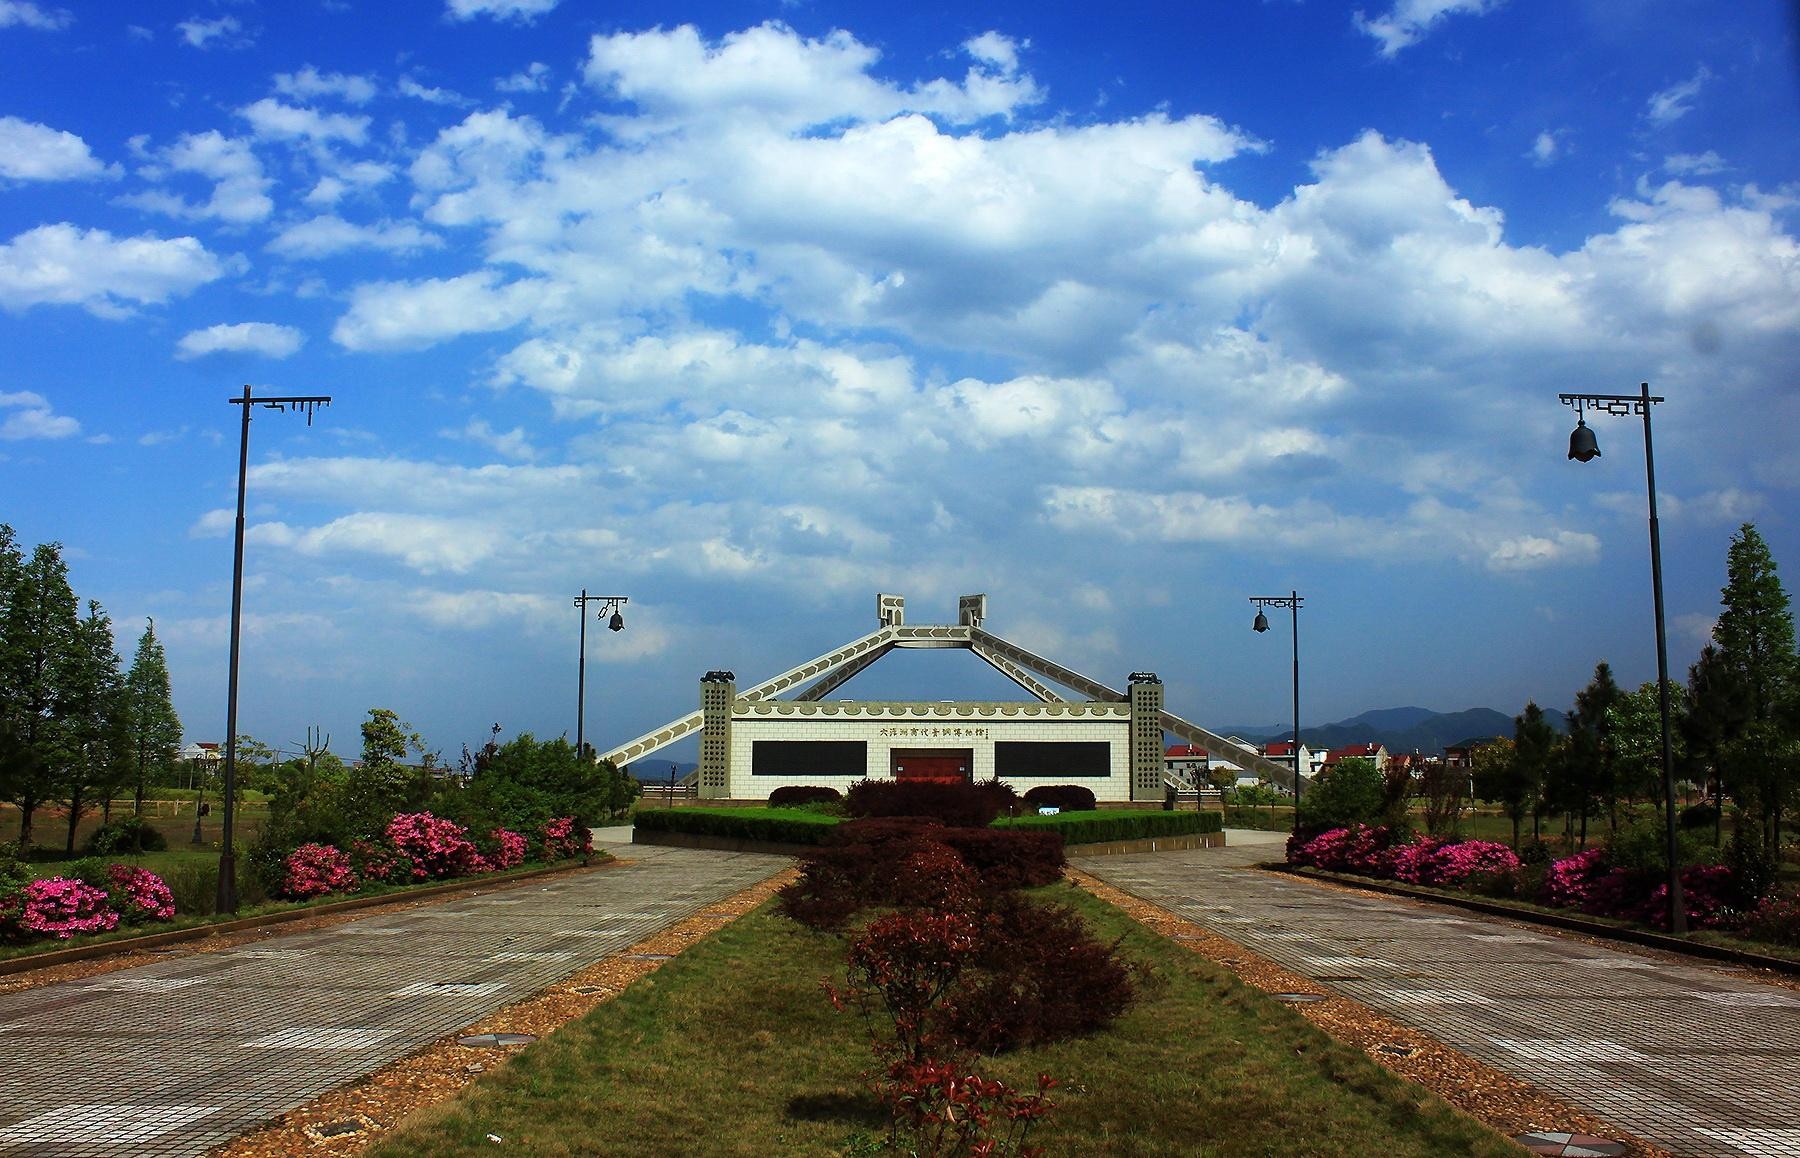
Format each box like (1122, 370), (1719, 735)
(176, 15), (249, 50)
(1646, 67), (1709, 127)
(267, 215), (442, 259)
(1664, 151), (1724, 176)
(496, 62), (551, 92)
(1528, 130), (1559, 167)
(0, 1), (69, 30)
(446, 418), (537, 461)
(0, 390), (80, 440)
(0, 117), (115, 180)
(238, 98), (370, 145)
(274, 65), (378, 105)
(446, 0), (558, 22)
(119, 130), (272, 223)
(175, 321), (305, 360)
(1484, 531), (1600, 571)
(1354, 0), (1500, 57)
(0, 223), (226, 315)
(334, 270), (546, 350)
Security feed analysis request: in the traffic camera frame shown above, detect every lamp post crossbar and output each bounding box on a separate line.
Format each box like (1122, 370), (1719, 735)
(1250, 592), (1304, 819)
(574, 591), (628, 760)
(219, 387), (331, 916)
(1558, 381), (1684, 935)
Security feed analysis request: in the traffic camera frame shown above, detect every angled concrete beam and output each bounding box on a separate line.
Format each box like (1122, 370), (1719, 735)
(1158, 710), (1304, 788)
(969, 643), (1066, 703)
(966, 627), (1127, 702)
(793, 643), (892, 701)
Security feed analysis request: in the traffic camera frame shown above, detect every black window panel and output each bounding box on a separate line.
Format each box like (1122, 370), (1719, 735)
(751, 740), (867, 776)
(993, 741), (1111, 778)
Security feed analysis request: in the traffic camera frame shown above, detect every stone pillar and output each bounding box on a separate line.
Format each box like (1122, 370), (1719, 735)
(699, 671), (735, 800)
(1128, 672), (1164, 802)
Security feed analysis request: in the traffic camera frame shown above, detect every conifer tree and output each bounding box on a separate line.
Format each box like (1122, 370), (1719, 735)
(125, 617), (183, 815)
(58, 600), (128, 852)
(1713, 523), (1799, 855)
(0, 541), (81, 851)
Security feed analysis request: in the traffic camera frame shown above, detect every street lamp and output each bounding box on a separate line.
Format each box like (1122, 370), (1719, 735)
(573, 590), (627, 761)
(1558, 382), (1685, 935)
(219, 387), (330, 915)
(1250, 591), (1304, 822)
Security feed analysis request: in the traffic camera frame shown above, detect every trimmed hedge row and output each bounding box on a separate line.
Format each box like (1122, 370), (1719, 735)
(636, 805), (1222, 847)
(633, 807), (840, 846)
(994, 809), (1221, 844)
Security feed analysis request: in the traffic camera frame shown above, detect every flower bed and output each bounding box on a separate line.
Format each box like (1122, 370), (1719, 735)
(0, 867), (178, 944)
(271, 812), (582, 902)
(1289, 824), (1773, 938)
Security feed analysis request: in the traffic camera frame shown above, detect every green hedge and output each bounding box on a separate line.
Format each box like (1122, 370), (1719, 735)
(635, 806), (1222, 847)
(993, 809), (1222, 844)
(633, 807), (840, 846)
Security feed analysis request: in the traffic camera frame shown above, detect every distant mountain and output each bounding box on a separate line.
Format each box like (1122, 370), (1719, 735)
(1227, 706), (1569, 755)
(626, 758), (696, 783)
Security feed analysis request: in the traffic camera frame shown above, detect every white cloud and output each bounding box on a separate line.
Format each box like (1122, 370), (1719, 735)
(119, 130), (272, 223)
(332, 270), (545, 350)
(251, 512), (508, 574)
(237, 98), (369, 145)
(1646, 67), (1709, 127)
(0, 390), (79, 440)
(964, 31), (1024, 74)
(446, 0), (559, 22)
(176, 15), (249, 50)
(274, 65), (378, 105)
(496, 62), (551, 93)
(0, 2), (70, 30)
(175, 321), (305, 360)
(1354, 0), (1500, 58)
(1528, 130), (1559, 167)
(1484, 531), (1599, 571)
(0, 223), (226, 315)
(267, 215), (442, 259)
(399, 76), (471, 107)
(1664, 151), (1725, 176)
(447, 418), (537, 461)
(0, 117), (115, 180)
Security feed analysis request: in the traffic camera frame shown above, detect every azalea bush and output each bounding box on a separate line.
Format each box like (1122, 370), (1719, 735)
(541, 816), (589, 861)
(387, 811), (482, 880)
(107, 865), (177, 923)
(19, 877), (119, 940)
(487, 828), (529, 870)
(280, 842), (359, 899)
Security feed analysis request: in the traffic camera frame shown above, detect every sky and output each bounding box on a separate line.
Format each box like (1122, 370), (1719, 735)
(2, 0), (1797, 765)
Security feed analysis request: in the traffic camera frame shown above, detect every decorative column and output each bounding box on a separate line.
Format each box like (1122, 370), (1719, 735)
(1128, 672), (1164, 802)
(699, 671), (735, 800)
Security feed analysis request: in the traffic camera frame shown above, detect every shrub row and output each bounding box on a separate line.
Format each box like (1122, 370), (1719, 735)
(1021, 784), (1097, 813)
(632, 807), (840, 845)
(766, 785), (842, 807)
(1286, 824), (1776, 936)
(269, 811), (589, 901)
(1, 859), (177, 944)
(995, 808), (1221, 844)
(843, 778), (1021, 826)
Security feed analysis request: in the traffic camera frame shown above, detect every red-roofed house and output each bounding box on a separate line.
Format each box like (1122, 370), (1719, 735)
(1322, 742), (1388, 772)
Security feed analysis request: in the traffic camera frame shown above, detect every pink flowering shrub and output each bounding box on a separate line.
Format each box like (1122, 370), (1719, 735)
(280, 843), (359, 899)
(1645, 865), (1743, 932)
(1540, 848), (1609, 910)
(1738, 891), (1800, 947)
(348, 838), (405, 884)
(487, 829), (528, 871)
(106, 865), (176, 923)
(386, 812), (481, 879)
(1289, 825), (1406, 877)
(541, 816), (589, 861)
(1393, 839), (1520, 887)
(20, 877), (119, 940)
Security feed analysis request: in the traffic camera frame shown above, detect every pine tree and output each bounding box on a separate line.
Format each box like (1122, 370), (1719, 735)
(125, 618), (183, 815)
(1563, 662), (1622, 844)
(58, 600), (128, 852)
(1713, 523), (1800, 855)
(1683, 644), (1744, 845)
(0, 542), (81, 851)
(1511, 701), (1556, 847)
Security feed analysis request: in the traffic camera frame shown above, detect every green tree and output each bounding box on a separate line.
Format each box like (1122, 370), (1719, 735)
(343, 707), (430, 835)
(1558, 662), (1622, 845)
(1300, 756), (1384, 833)
(0, 541), (81, 852)
(1511, 701), (1557, 844)
(1683, 644), (1744, 844)
(57, 600), (130, 852)
(1470, 733), (1529, 848)
(1606, 680), (1686, 815)
(124, 618), (183, 816)
(1712, 523), (1799, 856)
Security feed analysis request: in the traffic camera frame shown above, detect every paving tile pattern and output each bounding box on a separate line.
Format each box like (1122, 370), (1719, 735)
(0, 842), (790, 1157)
(1076, 841), (1800, 1158)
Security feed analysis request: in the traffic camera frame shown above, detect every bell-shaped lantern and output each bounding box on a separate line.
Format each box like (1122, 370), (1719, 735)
(1252, 609), (1270, 633)
(1567, 417), (1601, 462)
(608, 610), (625, 632)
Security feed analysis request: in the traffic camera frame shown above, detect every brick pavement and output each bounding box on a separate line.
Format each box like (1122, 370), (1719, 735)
(0, 838), (790, 1157)
(1075, 835), (1800, 1158)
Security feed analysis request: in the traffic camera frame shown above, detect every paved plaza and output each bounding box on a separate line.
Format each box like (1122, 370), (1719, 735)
(1076, 835), (1800, 1158)
(0, 837), (790, 1157)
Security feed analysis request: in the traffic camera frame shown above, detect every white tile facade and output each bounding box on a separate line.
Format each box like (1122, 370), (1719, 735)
(727, 700), (1134, 800)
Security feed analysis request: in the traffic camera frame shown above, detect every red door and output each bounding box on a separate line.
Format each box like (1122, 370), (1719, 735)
(891, 750), (971, 784)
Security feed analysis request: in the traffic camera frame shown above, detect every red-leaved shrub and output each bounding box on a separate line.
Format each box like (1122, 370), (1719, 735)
(938, 828), (1066, 892)
(845, 780), (1014, 827)
(1021, 785), (1096, 813)
(768, 785), (842, 807)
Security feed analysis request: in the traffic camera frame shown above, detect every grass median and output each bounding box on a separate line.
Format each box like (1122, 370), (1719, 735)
(371, 883), (1518, 1157)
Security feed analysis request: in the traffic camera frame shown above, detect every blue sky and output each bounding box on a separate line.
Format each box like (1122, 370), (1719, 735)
(2, 0), (1796, 763)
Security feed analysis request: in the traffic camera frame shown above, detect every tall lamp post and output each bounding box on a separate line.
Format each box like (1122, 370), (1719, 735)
(219, 387), (330, 915)
(573, 590), (627, 760)
(1250, 591), (1304, 822)
(1559, 382), (1684, 934)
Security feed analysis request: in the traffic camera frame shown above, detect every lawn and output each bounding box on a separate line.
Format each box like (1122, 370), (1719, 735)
(370, 885), (1519, 1157)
